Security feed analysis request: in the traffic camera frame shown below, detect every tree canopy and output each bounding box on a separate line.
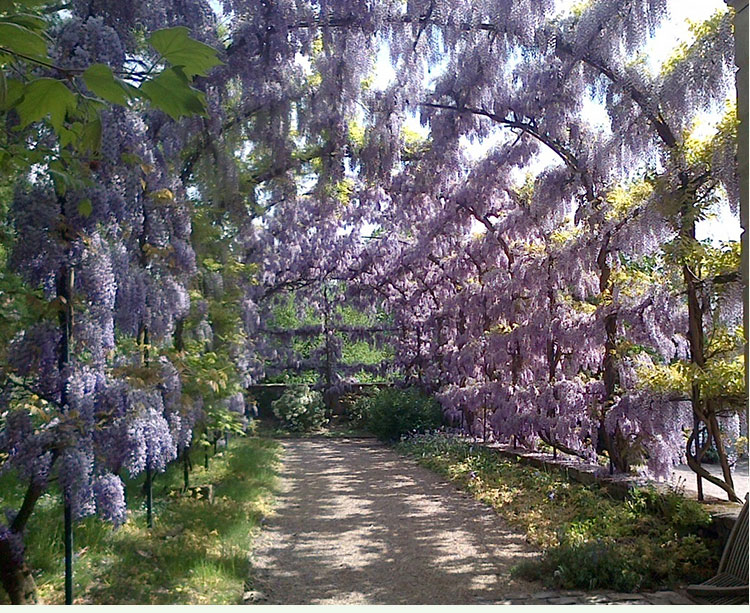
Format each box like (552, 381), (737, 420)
(0, 0), (744, 603)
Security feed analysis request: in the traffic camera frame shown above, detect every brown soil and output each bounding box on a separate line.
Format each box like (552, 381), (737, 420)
(248, 437), (540, 605)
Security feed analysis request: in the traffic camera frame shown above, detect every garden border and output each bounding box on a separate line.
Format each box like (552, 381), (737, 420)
(470, 439), (743, 539)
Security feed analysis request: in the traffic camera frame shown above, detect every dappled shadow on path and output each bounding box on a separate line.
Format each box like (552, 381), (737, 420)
(249, 438), (539, 605)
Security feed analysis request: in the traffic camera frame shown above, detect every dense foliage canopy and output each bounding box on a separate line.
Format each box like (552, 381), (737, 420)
(0, 0), (744, 603)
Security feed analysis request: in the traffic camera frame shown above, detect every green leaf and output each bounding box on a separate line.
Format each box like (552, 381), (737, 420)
(15, 78), (77, 131)
(148, 26), (222, 77)
(139, 67), (206, 120)
(77, 198), (93, 218)
(0, 13), (47, 32)
(80, 116), (101, 153)
(82, 63), (129, 106)
(58, 125), (77, 149)
(0, 77), (23, 111)
(0, 22), (48, 60)
(120, 152), (143, 166)
(48, 164), (72, 195)
(12, 0), (54, 6)
(0, 0), (49, 11)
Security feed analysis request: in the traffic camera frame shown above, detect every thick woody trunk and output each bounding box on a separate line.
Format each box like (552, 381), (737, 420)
(0, 542), (38, 605)
(682, 222), (738, 501)
(0, 474), (50, 604)
(595, 234), (629, 473)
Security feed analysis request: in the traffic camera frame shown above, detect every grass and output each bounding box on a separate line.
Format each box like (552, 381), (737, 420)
(0, 434), (280, 604)
(396, 430), (723, 593)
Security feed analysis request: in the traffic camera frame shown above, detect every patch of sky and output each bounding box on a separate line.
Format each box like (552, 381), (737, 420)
(371, 40), (397, 91)
(697, 200), (741, 243)
(644, 0), (728, 76)
(208, 0), (223, 17)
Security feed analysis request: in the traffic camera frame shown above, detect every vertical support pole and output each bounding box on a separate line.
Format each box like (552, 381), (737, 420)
(695, 414), (704, 501)
(64, 502), (73, 605)
(322, 283), (334, 416)
(183, 452), (190, 492)
(140, 325), (154, 529)
(58, 263), (74, 605)
(145, 466), (153, 529)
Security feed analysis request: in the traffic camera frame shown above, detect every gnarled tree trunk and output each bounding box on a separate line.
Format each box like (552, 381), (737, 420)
(0, 479), (48, 604)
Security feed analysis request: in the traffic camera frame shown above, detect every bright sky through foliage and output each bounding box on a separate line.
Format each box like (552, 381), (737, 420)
(207, 0), (738, 241)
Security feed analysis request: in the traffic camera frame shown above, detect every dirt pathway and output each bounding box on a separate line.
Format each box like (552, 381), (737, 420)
(248, 437), (539, 605)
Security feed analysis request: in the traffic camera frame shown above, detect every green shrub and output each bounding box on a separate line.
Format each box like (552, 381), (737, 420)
(626, 485), (712, 536)
(514, 537), (640, 592)
(356, 387), (443, 441)
(397, 431), (720, 592)
(271, 385), (328, 431)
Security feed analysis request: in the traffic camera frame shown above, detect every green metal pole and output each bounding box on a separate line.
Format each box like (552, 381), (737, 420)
(64, 502), (73, 605)
(146, 466), (153, 529)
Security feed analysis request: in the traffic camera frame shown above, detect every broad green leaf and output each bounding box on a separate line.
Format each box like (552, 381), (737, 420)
(82, 63), (129, 105)
(139, 67), (206, 120)
(49, 164), (72, 195)
(76, 95), (107, 124)
(77, 198), (92, 218)
(0, 22), (48, 59)
(0, 70), (5, 108)
(13, 0), (53, 6)
(0, 13), (47, 32)
(0, 77), (23, 110)
(148, 26), (222, 77)
(80, 116), (101, 153)
(122, 81), (144, 99)
(58, 124), (77, 149)
(16, 78), (77, 131)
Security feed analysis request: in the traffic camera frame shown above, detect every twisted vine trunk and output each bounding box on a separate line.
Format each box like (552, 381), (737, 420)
(0, 540), (38, 605)
(682, 234), (738, 501)
(0, 480), (47, 604)
(595, 233), (629, 473)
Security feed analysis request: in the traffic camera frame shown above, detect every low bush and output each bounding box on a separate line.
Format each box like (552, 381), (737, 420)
(397, 430), (720, 592)
(271, 385), (328, 432)
(354, 387), (443, 441)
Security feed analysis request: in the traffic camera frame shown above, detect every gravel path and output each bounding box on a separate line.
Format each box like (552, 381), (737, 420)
(248, 437), (540, 605)
(671, 457), (749, 501)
